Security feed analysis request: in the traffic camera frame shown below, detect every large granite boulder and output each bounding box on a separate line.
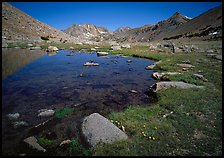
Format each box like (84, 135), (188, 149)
(152, 81), (204, 92)
(81, 113), (128, 147)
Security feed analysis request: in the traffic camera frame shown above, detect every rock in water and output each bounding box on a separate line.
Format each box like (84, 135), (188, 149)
(23, 136), (46, 152)
(97, 52), (109, 56)
(7, 113), (20, 120)
(47, 46), (59, 52)
(83, 62), (99, 66)
(81, 113), (128, 147)
(13, 121), (28, 128)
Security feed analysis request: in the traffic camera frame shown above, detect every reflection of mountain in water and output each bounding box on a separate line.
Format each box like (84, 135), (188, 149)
(2, 48), (45, 78)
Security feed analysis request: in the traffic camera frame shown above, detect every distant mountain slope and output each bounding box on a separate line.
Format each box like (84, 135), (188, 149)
(114, 26), (132, 34)
(114, 12), (192, 42)
(63, 24), (113, 42)
(162, 5), (222, 40)
(2, 2), (80, 43)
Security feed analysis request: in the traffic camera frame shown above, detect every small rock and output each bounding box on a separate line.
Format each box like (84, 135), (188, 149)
(97, 52), (109, 56)
(66, 53), (74, 56)
(193, 73), (204, 79)
(182, 68), (188, 71)
(13, 121), (28, 128)
(70, 46), (74, 50)
(18, 153), (26, 156)
(23, 136), (46, 152)
(38, 109), (55, 117)
(84, 62), (99, 66)
(121, 44), (131, 48)
(127, 60), (132, 63)
(145, 65), (155, 70)
(7, 113), (20, 120)
(27, 43), (33, 47)
(214, 55), (222, 60)
(59, 139), (71, 146)
(177, 63), (195, 68)
(29, 46), (41, 50)
(47, 46), (59, 52)
(129, 90), (137, 93)
(111, 45), (122, 51)
(206, 49), (214, 53)
(91, 48), (96, 51)
(79, 73), (84, 77)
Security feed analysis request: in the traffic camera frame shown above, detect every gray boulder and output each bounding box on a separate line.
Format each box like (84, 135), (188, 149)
(152, 81), (204, 92)
(81, 113), (128, 147)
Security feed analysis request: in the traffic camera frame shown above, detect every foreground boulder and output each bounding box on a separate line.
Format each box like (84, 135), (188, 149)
(81, 113), (128, 147)
(151, 81), (204, 92)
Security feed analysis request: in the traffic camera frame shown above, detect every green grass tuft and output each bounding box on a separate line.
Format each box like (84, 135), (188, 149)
(54, 107), (74, 118)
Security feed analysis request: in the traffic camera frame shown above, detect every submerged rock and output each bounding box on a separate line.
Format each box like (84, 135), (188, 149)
(23, 136), (46, 152)
(81, 113), (128, 147)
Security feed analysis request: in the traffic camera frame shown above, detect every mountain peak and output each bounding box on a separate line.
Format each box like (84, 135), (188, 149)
(167, 12), (191, 25)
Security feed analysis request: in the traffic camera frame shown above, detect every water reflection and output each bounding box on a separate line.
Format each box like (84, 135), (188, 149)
(2, 48), (45, 79)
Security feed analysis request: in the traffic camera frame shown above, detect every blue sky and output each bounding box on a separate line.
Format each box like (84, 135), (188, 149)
(9, 2), (222, 31)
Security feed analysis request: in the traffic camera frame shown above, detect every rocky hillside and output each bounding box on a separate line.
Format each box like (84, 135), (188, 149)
(162, 5), (222, 41)
(2, 2), (222, 46)
(2, 2), (81, 45)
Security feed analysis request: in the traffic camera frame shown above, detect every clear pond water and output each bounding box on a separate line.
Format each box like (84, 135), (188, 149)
(2, 48), (156, 155)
